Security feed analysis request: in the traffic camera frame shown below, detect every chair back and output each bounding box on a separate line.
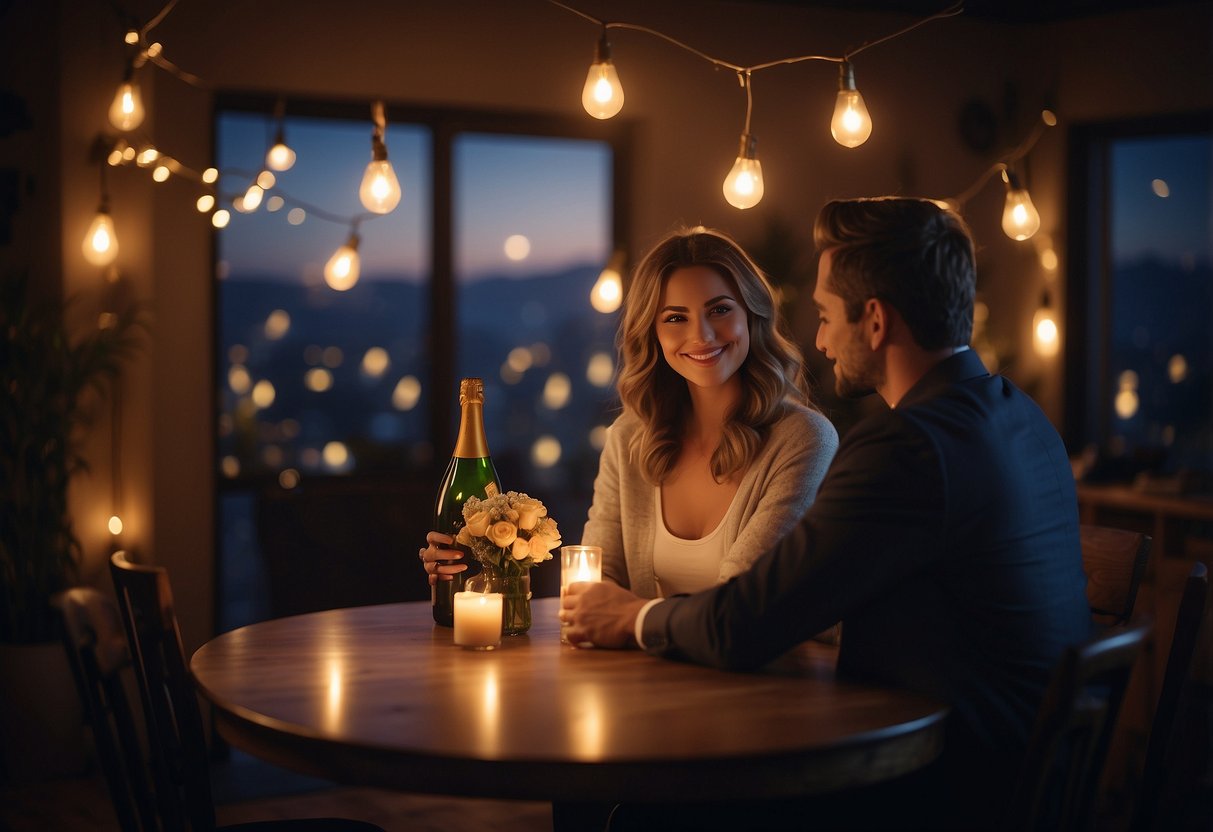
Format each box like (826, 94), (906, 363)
(109, 551), (216, 832)
(57, 587), (159, 832)
(1006, 622), (1151, 832)
(1132, 561), (1209, 832)
(1081, 524), (1151, 626)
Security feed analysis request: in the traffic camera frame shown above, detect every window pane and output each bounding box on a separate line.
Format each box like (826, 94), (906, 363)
(453, 133), (617, 547)
(1108, 134), (1212, 469)
(216, 113), (433, 479)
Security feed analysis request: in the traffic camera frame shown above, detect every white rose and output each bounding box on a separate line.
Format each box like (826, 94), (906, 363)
(487, 520), (518, 549)
(513, 496), (544, 531)
(511, 538), (531, 561)
(464, 510), (491, 537)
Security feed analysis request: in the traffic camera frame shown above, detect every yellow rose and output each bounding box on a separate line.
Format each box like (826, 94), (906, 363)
(529, 530), (560, 559)
(455, 526), (474, 546)
(511, 538), (531, 561)
(487, 520), (517, 548)
(464, 509), (491, 537)
(513, 496), (543, 531)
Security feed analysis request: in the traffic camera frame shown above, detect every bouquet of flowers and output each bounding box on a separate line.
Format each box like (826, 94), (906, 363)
(456, 490), (561, 577)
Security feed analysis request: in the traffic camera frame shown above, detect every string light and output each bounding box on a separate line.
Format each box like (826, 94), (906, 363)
(359, 101), (402, 214)
(581, 31), (625, 119)
(1000, 165), (1041, 241)
(83, 162), (119, 267)
(1032, 292), (1059, 358)
(325, 231), (362, 291)
(108, 52), (146, 131)
(830, 61), (872, 148)
(723, 132), (764, 210)
(948, 109), (1056, 242)
(266, 99), (297, 171)
(590, 249), (625, 313)
(553, 1), (962, 208)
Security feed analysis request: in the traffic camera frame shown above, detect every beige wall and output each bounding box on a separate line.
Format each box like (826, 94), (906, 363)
(4, 0), (1208, 650)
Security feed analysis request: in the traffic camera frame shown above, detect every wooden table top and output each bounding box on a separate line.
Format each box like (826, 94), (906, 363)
(191, 598), (947, 802)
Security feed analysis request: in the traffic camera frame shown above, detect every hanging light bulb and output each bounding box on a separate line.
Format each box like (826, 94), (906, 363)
(830, 61), (872, 148)
(108, 70), (145, 131)
(590, 249), (626, 313)
(242, 183), (264, 212)
(359, 101), (402, 214)
(325, 233), (361, 291)
(83, 201), (119, 267)
(1001, 166), (1041, 241)
(581, 32), (625, 120)
(266, 126), (296, 171)
(723, 133), (764, 209)
(1032, 293), (1059, 358)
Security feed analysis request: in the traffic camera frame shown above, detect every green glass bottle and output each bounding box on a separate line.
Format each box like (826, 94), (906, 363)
(432, 377), (500, 627)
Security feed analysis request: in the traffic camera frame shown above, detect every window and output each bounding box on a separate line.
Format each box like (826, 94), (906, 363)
(1066, 113), (1212, 484)
(214, 98), (629, 629)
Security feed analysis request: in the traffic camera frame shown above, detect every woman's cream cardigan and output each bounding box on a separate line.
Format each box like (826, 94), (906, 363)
(581, 404), (839, 598)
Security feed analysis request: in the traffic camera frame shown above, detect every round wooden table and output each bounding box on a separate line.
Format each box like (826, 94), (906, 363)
(191, 598), (947, 802)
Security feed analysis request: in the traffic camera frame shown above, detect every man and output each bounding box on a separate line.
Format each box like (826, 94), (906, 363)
(562, 197), (1091, 829)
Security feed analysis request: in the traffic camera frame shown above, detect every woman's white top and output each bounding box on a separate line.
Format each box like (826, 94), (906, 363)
(652, 486), (735, 597)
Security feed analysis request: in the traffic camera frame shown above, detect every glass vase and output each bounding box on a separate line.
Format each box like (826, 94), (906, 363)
(497, 572), (532, 636)
(468, 565), (532, 636)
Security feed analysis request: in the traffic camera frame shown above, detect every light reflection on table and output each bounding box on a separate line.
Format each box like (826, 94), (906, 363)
(191, 598), (947, 802)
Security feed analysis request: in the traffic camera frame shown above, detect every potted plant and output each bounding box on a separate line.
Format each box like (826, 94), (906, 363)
(0, 270), (141, 779)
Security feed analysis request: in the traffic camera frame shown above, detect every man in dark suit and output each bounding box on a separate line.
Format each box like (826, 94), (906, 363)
(562, 197), (1091, 829)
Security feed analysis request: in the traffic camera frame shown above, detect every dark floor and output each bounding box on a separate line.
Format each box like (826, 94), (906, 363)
(0, 751), (552, 832)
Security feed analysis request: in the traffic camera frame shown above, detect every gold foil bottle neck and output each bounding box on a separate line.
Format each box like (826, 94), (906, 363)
(453, 377), (490, 458)
(458, 377), (485, 406)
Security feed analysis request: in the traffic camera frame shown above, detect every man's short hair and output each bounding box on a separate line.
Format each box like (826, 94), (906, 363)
(814, 197), (977, 350)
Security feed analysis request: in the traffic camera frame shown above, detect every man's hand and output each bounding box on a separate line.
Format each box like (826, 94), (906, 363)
(561, 581), (648, 649)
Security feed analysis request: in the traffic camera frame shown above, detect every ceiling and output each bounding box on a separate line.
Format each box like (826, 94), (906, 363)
(748, 0), (1204, 25)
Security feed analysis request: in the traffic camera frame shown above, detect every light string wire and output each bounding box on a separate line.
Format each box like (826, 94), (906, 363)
(950, 110), (1057, 208)
(99, 0), (1046, 244)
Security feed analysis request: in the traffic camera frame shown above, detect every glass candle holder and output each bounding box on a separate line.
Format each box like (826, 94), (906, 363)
(453, 591), (503, 650)
(560, 545), (602, 643)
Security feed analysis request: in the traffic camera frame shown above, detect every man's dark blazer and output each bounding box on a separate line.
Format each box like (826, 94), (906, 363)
(642, 349), (1091, 807)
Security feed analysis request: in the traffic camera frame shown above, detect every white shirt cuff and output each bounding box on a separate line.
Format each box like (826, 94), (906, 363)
(634, 598), (664, 649)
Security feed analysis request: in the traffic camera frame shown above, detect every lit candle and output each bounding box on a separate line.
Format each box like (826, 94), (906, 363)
(560, 545), (603, 644)
(453, 592), (503, 650)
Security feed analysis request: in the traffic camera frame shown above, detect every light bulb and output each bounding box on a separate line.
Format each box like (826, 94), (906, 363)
(1001, 169), (1041, 241)
(830, 62), (872, 148)
(108, 79), (145, 131)
(1033, 300), (1059, 358)
(723, 134), (764, 210)
(581, 34), (624, 120)
(83, 208), (119, 267)
(325, 235), (361, 291)
(266, 131), (296, 171)
(242, 183), (264, 212)
(359, 160), (401, 214)
(590, 252), (625, 313)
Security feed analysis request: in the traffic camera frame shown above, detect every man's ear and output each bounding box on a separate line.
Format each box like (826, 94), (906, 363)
(863, 297), (890, 350)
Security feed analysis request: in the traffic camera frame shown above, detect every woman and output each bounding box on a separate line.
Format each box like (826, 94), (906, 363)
(422, 226), (837, 596)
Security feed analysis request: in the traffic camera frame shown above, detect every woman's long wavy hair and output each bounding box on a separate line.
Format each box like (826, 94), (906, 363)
(615, 226), (815, 485)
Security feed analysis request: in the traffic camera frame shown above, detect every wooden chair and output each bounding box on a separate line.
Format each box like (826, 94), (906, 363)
(1081, 524), (1152, 626)
(1005, 622), (1151, 832)
(57, 587), (159, 832)
(1131, 561), (1209, 832)
(108, 551), (385, 832)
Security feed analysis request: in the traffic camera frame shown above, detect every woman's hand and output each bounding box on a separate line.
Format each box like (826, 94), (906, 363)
(419, 532), (465, 587)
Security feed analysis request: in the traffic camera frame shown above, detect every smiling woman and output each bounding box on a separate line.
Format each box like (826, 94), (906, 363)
(581, 226), (838, 599)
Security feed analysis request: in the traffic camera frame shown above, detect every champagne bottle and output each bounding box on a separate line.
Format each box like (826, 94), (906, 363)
(432, 377), (500, 627)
